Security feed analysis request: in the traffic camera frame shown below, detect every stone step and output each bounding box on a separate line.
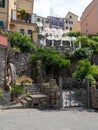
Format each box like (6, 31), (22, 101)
(29, 94), (47, 99)
(29, 91), (40, 95)
(20, 99), (27, 108)
(29, 88), (39, 91)
(28, 85), (40, 95)
(24, 96), (32, 102)
(24, 96), (32, 107)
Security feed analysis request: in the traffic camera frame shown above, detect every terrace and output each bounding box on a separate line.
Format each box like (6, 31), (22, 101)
(11, 9), (35, 25)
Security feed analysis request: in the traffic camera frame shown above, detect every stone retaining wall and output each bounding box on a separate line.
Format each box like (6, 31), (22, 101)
(40, 79), (60, 109)
(9, 51), (31, 77)
(91, 84), (98, 109)
(0, 47), (6, 89)
(91, 54), (98, 65)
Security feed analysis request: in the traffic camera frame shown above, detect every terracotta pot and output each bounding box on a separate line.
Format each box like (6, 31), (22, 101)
(15, 97), (21, 103)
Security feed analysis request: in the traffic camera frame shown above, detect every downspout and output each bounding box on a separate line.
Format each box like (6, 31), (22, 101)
(7, 0), (9, 30)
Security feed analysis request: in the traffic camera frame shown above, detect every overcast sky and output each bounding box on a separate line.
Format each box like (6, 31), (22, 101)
(34, 0), (92, 19)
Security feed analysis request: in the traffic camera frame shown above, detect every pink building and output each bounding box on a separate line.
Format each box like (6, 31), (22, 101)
(81, 0), (98, 35)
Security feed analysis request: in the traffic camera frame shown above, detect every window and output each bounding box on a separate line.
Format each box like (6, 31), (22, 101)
(70, 16), (72, 19)
(46, 20), (49, 23)
(66, 26), (68, 30)
(70, 21), (73, 24)
(37, 18), (40, 22)
(28, 30), (32, 35)
(20, 29), (24, 34)
(42, 19), (44, 24)
(0, 0), (2, 7)
(0, 0), (5, 8)
(66, 20), (68, 24)
(70, 27), (72, 30)
(2, 0), (5, 7)
(0, 21), (4, 27)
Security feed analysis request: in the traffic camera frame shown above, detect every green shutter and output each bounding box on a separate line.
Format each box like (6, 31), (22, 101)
(0, 21), (4, 27)
(2, 0), (5, 8)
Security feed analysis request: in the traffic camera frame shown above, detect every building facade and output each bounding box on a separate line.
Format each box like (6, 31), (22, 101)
(81, 0), (98, 35)
(35, 15), (49, 32)
(48, 16), (64, 30)
(0, 33), (8, 89)
(35, 12), (81, 32)
(0, 0), (38, 38)
(64, 12), (81, 32)
(0, 0), (8, 30)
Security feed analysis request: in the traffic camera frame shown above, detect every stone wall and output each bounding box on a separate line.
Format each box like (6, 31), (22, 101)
(9, 51), (31, 77)
(91, 84), (98, 109)
(0, 47), (6, 89)
(91, 54), (98, 65)
(40, 79), (60, 109)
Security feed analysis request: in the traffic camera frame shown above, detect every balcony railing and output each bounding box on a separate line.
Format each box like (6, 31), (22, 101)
(11, 9), (35, 25)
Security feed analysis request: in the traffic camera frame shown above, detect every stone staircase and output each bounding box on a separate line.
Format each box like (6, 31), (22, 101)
(27, 84), (40, 95)
(20, 84), (49, 109)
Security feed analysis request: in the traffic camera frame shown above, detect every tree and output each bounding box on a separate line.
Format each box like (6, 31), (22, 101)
(67, 31), (81, 37)
(73, 59), (91, 80)
(77, 36), (89, 47)
(88, 39), (98, 54)
(92, 36), (98, 42)
(2, 31), (36, 53)
(89, 65), (98, 81)
(73, 59), (98, 83)
(74, 48), (93, 59)
(30, 48), (70, 78)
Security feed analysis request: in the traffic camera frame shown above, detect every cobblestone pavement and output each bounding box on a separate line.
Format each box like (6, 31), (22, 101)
(0, 108), (98, 130)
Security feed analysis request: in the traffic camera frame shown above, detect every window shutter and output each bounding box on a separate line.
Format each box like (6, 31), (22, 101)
(2, 0), (5, 8)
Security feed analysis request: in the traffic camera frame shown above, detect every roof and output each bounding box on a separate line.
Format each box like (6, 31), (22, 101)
(66, 11), (78, 18)
(0, 34), (8, 47)
(80, 0), (94, 19)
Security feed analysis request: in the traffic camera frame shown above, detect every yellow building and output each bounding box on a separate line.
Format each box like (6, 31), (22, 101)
(0, 0), (8, 29)
(0, 0), (38, 42)
(64, 12), (81, 32)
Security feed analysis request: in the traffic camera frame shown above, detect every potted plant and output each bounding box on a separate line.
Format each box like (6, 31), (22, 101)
(20, 8), (27, 20)
(17, 11), (21, 20)
(17, 76), (33, 85)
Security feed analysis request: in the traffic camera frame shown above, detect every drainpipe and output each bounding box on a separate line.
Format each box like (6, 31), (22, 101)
(7, 0), (9, 30)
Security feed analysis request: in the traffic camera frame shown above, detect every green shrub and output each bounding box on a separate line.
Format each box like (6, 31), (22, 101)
(73, 59), (98, 81)
(30, 48), (70, 77)
(75, 48), (93, 59)
(2, 31), (36, 53)
(92, 36), (98, 42)
(89, 65), (98, 80)
(78, 36), (89, 47)
(85, 74), (96, 85)
(11, 46), (20, 53)
(67, 31), (81, 37)
(11, 86), (23, 93)
(72, 59), (91, 80)
(20, 8), (27, 20)
(41, 83), (50, 88)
